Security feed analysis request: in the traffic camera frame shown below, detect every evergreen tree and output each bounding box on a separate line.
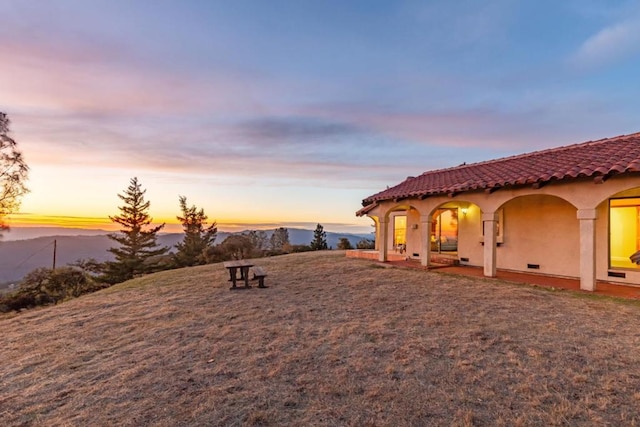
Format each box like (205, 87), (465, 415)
(103, 178), (169, 284)
(174, 196), (217, 267)
(310, 223), (328, 250)
(269, 227), (290, 252)
(1, 112), (29, 234)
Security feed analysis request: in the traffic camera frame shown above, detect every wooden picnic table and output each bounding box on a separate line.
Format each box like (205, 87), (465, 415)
(223, 260), (254, 289)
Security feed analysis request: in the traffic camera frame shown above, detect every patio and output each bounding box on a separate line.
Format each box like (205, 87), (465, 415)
(385, 258), (640, 300)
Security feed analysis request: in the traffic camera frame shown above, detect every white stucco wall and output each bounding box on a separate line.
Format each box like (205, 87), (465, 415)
(405, 208), (421, 258)
(497, 195), (580, 277)
(457, 203), (483, 265)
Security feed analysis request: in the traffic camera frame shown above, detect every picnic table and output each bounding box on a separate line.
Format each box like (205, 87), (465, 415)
(224, 260), (254, 289)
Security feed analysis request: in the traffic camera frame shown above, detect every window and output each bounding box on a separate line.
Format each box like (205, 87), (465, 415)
(610, 198), (640, 269)
(393, 215), (407, 248)
(431, 208), (458, 253)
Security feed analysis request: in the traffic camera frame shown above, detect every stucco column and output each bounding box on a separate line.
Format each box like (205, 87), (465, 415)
(378, 218), (389, 262)
(577, 209), (597, 292)
(482, 212), (498, 277)
(373, 218), (380, 251)
(420, 215), (432, 267)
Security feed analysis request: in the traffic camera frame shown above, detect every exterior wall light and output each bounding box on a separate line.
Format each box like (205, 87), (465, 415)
(461, 208), (468, 216)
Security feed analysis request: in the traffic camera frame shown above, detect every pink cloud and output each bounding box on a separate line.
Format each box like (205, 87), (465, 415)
(0, 38), (267, 117)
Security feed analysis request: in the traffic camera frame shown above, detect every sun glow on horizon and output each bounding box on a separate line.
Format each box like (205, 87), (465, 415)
(6, 213), (374, 234)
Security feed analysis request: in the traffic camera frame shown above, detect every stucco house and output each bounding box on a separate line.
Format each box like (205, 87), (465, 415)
(353, 132), (640, 291)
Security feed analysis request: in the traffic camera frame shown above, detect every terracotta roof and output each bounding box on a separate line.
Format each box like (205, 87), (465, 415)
(362, 132), (640, 206)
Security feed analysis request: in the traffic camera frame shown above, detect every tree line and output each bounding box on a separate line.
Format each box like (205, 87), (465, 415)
(1, 176), (374, 312)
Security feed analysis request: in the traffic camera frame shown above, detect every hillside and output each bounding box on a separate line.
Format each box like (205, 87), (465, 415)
(2, 252), (640, 426)
(0, 234), (183, 285)
(0, 228), (373, 284)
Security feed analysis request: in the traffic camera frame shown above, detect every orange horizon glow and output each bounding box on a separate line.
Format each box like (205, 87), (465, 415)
(5, 213), (335, 233)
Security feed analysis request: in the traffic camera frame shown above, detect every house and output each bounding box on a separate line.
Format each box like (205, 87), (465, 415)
(353, 132), (640, 291)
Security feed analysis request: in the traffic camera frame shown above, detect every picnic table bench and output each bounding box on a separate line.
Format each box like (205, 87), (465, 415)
(252, 266), (268, 288)
(223, 261), (268, 290)
(224, 260), (253, 289)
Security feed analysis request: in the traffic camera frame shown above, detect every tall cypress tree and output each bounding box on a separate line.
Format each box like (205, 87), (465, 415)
(174, 196), (217, 267)
(310, 223), (328, 250)
(103, 177), (168, 284)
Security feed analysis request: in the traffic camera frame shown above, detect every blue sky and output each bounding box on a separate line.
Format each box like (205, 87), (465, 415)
(1, 0), (639, 234)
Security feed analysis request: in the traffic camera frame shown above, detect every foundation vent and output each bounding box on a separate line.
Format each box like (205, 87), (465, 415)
(412, 253), (419, 258)
(527, 264), (540, 270)
(608, 271), (626, 278)
(460, 257), (470, 262)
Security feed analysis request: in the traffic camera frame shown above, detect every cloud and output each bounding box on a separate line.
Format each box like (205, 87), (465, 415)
(287, 92), (639, 181)
(238, 117), (361, 144)
(0, 35), (267, 118)
(570, 17), (640, 68)
(12, 108), (417, 189)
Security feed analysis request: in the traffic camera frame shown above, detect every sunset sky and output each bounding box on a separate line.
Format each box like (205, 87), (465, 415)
(2, 0), (640, 235)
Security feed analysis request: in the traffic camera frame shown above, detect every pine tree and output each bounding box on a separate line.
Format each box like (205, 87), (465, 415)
(103, 177), (169, 284)
(174, 196), (217, 267)
(310, 223), (328, 250)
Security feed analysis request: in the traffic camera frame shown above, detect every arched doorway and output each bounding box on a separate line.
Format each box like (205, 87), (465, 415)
(431, 207), (459, 254)
(427, 201), (479, 266)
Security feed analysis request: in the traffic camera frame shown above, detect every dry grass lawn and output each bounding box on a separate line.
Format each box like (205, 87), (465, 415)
(2, 251), (640, 426)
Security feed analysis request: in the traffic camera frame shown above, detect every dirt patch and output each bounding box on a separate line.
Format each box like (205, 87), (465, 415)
(2, 251), (640, 426)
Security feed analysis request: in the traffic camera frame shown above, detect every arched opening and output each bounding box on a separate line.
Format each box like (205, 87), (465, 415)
(431, 205), (460, 254)
(383, 204), (422, 258)
(427, 201), (480, 265)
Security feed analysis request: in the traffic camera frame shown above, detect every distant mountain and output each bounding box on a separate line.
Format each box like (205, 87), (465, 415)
(0, 228), (373, 284)
(0, 227), (113, 241)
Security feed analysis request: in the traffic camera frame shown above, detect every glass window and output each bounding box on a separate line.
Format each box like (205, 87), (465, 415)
(610, 198), (640, 269)
(393, 215), (407, 248)
(431, 208), (458, 253)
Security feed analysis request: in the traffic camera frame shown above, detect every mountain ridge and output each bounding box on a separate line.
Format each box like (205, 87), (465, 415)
(0, 228), (373, 284)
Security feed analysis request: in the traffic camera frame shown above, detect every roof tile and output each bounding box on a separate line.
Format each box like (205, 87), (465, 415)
(362, 132), (640, 205)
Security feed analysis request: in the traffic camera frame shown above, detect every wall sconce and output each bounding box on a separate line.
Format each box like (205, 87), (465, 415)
(461, 208), (468, 217)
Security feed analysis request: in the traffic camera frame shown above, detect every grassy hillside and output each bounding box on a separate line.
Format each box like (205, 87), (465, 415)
(0, 229), (372, 284)
(2, 252), (640, 426)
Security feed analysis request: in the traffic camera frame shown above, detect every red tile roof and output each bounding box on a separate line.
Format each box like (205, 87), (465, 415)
(362, 132), (640, 206)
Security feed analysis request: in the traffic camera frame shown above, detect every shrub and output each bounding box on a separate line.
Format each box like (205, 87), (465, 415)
(0, 267), (102, 312)
(356, 238), (375, 249)
(337, 238), (354, 250)
(219, 235), (254, 260)
(290, 244), (312, 253)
